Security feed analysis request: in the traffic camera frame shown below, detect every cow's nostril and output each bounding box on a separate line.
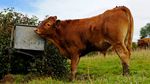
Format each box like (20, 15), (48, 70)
(34, 28), (41, 34)
(34, 28), (37, 31)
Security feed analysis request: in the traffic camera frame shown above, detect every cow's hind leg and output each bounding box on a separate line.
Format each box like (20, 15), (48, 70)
(114, 42), (130, 76)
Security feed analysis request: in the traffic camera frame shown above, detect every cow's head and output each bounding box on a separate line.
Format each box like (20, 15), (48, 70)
(34, 16), (58, 38)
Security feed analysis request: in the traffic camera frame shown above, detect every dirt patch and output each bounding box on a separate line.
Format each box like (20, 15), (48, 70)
(0, 74), (15, 84)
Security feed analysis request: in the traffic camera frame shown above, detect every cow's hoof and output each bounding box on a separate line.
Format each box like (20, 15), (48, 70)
(123, 72), (130, 76)
(69, 78), (75, 82)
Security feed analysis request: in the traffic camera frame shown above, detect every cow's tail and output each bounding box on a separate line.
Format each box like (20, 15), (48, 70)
(121, 6), (134, 56)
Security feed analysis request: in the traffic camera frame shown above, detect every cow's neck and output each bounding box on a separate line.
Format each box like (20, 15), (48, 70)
(48, 29), (67, 56)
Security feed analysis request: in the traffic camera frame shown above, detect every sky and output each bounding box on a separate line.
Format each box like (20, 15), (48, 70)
(0, 0), (150, 42)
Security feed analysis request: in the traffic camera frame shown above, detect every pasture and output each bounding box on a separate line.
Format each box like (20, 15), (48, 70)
(12, 49), (150, 84)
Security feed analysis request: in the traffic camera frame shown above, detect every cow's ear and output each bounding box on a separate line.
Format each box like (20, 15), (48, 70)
(56, 20), (60, 24)
(53, 20), (61, 29)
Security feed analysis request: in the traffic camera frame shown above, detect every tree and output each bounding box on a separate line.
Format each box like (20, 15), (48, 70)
(140, 23), (150, 39)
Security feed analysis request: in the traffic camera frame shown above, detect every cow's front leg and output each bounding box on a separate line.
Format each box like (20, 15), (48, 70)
(70, 55), (80, 81)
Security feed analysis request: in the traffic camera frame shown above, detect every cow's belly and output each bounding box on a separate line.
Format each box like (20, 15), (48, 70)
(79, 41), (111, 56)
(98, 42), (111, 51)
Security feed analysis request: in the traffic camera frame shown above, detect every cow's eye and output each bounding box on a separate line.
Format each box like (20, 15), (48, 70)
(47, 23), (51, 26)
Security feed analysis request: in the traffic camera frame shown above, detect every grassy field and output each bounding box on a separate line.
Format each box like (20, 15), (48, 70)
(12, 49), (150, 84)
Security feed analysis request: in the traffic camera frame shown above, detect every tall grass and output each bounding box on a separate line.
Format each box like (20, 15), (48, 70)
(20, 49), (150, 84)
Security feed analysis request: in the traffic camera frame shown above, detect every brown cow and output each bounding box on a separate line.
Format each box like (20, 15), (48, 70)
(35, 6), (134, 81)
(138, 38), (150, 48)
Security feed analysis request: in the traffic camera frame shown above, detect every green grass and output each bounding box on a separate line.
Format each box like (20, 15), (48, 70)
(13, 49), (150, 84)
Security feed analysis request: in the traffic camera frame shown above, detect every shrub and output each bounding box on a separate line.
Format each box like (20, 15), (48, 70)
(0, 30), (69, 80)
(0, 29), (11, 79)
(30, 43), (69, 79)
(132, 42), (138, 50)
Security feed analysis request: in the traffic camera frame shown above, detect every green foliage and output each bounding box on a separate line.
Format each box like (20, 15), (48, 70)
(0, 7), (39, 78)
(0, 8), (39, 28)
(44, 44), (69, 79)
(140, 23), (150, 38)
(0, 7), (69, 80)
(30, 43), (69, 79)
(132, 42), (138, 50)
(0, 29), (11, 79)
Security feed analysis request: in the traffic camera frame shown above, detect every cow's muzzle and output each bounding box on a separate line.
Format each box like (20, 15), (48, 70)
(34, 28), (40, 34)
